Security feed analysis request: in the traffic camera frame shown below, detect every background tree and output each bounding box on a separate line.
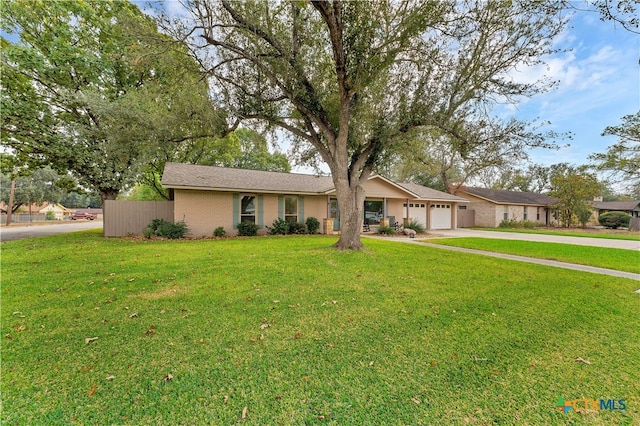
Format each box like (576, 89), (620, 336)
(549, 166), (602, 227)
(139, 128), (290, 199)
(174, 0), (567, 249)
(1, 0), (227, 204)
(388, 119), (559, 193)
(0, 166), (64, 216)
(589, 111), (640, 197)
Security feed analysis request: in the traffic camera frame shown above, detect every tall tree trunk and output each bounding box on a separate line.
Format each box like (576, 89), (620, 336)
(329, 143), (367, 249)
(100, 190), (118, 203)
(332, 176), (366, 250)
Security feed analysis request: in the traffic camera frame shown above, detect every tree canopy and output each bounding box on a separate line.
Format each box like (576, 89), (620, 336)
(589, 111), (640, 197)
(172, 0), (568, 249)
(549, 165), (602, 227)
(138, 128), (291, 199)
(1, 0), (227, 202)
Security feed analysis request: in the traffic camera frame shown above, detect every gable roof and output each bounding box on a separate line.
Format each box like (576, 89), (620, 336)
(162, 163), (466, 202)
(398, 182), (468, 203)
(459, 187), (557, 206)
(592, 201), (640, 211)
(162, 162), (335, 195)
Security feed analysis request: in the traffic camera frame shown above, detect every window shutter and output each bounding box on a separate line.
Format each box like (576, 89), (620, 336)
(299, 196), (305, 222)
(258, 195), (264, 228)
(232, 194), (239, 228)
(278, 196), (284, 219)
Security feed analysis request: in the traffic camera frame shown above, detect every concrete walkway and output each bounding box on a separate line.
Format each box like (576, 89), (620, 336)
(363, 233), (640, 281)
(430, 229), (640, 251)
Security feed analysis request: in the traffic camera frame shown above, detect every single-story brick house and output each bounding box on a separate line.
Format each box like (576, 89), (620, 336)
(592, 200), (640, 219)
(454, 187), (558, 228)
(161, 163), (468, 237)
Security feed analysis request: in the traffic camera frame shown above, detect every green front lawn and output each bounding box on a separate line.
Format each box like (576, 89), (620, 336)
(2, 231), (638, 424)
(424, 238), (640, 274)
(471, 227), (640, 241)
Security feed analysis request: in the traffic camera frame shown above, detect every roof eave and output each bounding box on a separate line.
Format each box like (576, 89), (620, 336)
(163, 184), (327, 196)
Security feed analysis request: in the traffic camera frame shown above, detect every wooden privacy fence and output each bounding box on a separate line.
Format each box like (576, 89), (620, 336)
(104, 200), (174, 237)
(457, 209), (475, 228)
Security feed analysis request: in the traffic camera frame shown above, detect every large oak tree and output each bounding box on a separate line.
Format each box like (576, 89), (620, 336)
(174, 0), (568, 249)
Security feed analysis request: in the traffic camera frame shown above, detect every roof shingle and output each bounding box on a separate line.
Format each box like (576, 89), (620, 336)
(162, 163), (335, 194)
(461, 187), (557, 205)
(162, 163), (467, 203)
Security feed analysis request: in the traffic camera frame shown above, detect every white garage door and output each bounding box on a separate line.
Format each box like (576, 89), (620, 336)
(407, 202), (427, 227)
(431, 204), (452, 229)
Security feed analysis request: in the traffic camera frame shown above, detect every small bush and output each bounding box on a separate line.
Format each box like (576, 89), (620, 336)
(377, 225), (396, 235)
(403, 220), (425, 234)
(268, 218), (290, 235)
(45, 211), (55, 220)
(306, 217), (320, 234)
(237, 222), (259, 236)
(213, 226), (226, 237)
(598, 211), (631, 229)
(144, 218), (188, 239)
(289, 222), (308, 234)
(499, 218), (537, 229)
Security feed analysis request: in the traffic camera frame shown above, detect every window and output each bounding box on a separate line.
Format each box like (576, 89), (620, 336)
(240, 195), (256, 224)
(537, 207), (541, 221)
(285, 196), (298, 223)
(459, 205), (467, 210)
(364, 200), (384, 225)
(420, 204), (426, 208)
(523, 206), (528, 220)
(503, 206), (509, 220)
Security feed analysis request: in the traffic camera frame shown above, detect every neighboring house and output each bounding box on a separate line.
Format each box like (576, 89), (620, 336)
(454, 187), (558, 228)
(38, 203), (73, 220)
(161, 163), (468, 237)
(592, 201), (640, 219)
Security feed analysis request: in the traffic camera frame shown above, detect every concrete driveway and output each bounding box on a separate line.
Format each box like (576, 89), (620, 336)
(0, 221), (103, 242)
(429, 229), (640, 251)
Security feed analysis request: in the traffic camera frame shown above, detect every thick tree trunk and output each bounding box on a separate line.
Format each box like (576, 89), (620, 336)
(331, 174), (366, 250)
(100, 190), (118, 203)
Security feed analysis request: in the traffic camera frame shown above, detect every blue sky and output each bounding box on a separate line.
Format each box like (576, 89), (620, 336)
(506, 11), (639, 168)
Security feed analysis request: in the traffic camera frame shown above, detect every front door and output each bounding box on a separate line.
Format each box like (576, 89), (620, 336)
(329, 198), (340, 231)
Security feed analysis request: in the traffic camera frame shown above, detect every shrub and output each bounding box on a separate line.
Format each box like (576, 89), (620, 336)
(268, 218), (290, 235)
(575, 207), (593, 228)
(403, 220), (425, 234)
(499, 218), (537, 229)
(306, 217), (320, 234)
(213, 226), (226, 237)
(598, 211), (631, 229)
(237, 222), (259, 236)
(144, 218), (188, 239)
(45, 211), (55, 220)
(377, 225), (396, 235)
(289, 222), (308, 234)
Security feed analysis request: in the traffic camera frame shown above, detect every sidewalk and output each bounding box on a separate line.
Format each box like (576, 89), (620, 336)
(363, 234), (640, 281)
(431, 229), (640, 251)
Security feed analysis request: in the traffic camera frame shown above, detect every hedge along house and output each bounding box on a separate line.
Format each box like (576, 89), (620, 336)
(454, 187), (558, 228)
(161, 163), (468, 237)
